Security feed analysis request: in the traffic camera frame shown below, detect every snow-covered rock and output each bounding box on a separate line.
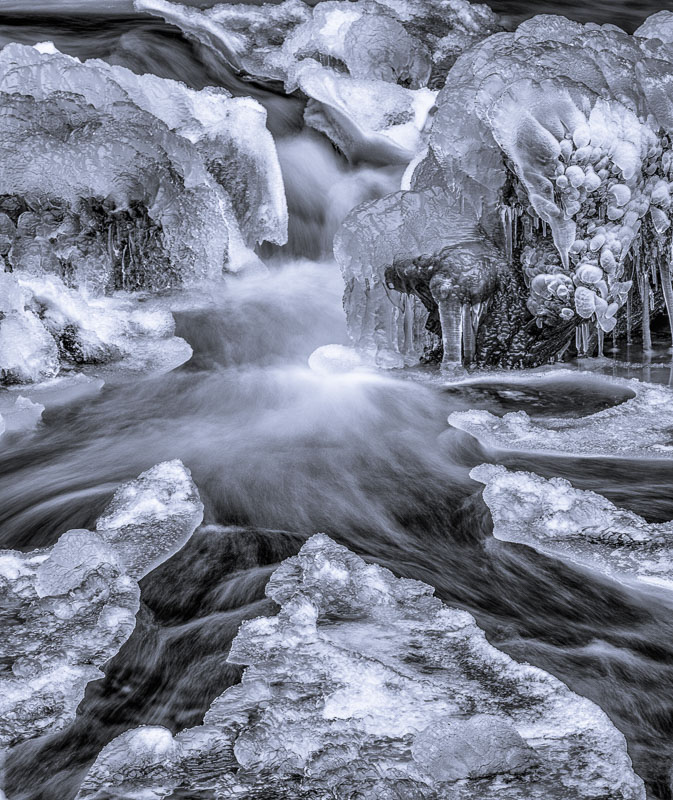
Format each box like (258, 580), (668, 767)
(0, 461), (202, 752)
(77, 534), (645, 800)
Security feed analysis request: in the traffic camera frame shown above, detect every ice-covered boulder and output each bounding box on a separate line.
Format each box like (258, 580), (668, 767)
(77, 534), (645, 800)
(449, 369), (673, 459)
(0, 461), (203, 752)
(0, 41), (286, 293)
(341, 12), (673, 366)
(137, 0), (497, 163)
(473, 462), (673, 594)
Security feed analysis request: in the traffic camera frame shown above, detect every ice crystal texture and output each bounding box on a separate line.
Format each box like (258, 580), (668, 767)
(0, 461), (203, 751)
(77, 534), (644, 800)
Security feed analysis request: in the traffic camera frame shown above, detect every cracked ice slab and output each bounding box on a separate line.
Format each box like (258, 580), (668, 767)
(449, 369), (673, 460)
(472, 463), (673, 594)
(77, 534), (644, 800)
(0, 460), (203, 751)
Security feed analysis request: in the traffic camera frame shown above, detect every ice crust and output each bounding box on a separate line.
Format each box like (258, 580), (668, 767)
(472, 463), (673, 594)
(0, 461), (203, 753)
(449, 369), (673, 459)
(77, 534), (644, 800)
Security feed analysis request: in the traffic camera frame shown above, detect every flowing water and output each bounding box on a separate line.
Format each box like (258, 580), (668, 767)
(3, 4), (673, 800)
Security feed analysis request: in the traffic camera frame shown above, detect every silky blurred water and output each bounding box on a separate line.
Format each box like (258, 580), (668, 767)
(2, 3), (673, 800)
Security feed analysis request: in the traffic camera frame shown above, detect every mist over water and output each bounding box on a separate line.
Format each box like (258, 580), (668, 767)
(3, 4), (673, 800)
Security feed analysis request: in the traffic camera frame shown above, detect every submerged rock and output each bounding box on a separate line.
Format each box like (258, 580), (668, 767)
(0, 461), (203, 754)
(77, 534), (645, 799)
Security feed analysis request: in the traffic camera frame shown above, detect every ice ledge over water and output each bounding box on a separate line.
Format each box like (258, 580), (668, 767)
(77, 533), (644, 799)
(0, 461), (203, 756)
(449, 369), (673, 459)
(472, 463), (673, 595)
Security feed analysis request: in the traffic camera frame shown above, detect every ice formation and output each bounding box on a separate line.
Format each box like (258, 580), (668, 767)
(336, 12), (673, 368)
(335, 187), (507, 367)
(449, 369), (673, 459)
(0, 270), (192, 385)
(77, 534), (645, 799)
(0, 461), (203, 753)
(473, 463), (673, 594)
(137, 0), (498, 163)
(0, 41), (287, 383)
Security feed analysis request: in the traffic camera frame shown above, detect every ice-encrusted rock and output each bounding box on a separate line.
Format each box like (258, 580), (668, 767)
(0, 41), (286, 287)
(138, 0), (498, 89)
(77, 534), (645, 800)
(340, 12), (673, 366)
(297, 61), (437, 164)
(0, 461), (203, 752)
(0, 270), (192, 385)
(472, 463), (673, 594)
(335, 187), (512, 368)
(137, 0), (497, 163)
(449, 369), (673, 459)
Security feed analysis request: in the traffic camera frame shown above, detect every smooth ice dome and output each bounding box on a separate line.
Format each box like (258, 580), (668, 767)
(308, 344), (364, 374)
(77, 534), (645, 799)
(0, 460), (202, 755)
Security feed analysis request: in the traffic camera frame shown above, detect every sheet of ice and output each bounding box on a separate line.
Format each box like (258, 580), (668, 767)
(0, 461), (203, 755)
(77, 534), (645, 800)
(449, 369), (673, 459)
(472, 463), (673, 594)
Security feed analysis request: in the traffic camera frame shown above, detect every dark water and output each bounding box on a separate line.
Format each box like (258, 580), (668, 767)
(2, 3), (673, 800)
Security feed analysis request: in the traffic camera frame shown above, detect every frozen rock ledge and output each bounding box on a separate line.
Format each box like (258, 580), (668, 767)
(472, 463), (673, 595)
(0, 460), (203, 756)
(77, 534), (645, 799)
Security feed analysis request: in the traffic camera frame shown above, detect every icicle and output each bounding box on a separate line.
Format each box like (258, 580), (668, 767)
(581, 322), (590, 355)
(436, 295), (463, 368)
(462, 303), (475, 364)
(641, 277), (652, 352)
(575, 326), (581, 353)
(660, 259), (673, 348)
(626, 292), (633, 345)
(501, 207), (513, 261)
(597, 325), (604, 358)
